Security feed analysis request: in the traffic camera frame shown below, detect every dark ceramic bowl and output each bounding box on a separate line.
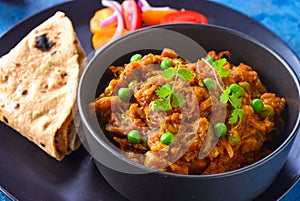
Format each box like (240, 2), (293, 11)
(78, 24), (300, 201)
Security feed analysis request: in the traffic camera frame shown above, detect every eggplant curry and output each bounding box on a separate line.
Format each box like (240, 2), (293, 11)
(92, 48), (286, 175)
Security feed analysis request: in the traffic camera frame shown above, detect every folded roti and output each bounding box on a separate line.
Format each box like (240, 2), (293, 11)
(0, 12), (86, 160)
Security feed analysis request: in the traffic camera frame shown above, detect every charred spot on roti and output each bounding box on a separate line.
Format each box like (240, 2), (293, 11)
(13, 103), (20, 109)
(3, 116), (8, 124)
(4, 75), (8, 81)
(51, 51), (57, 55)
(21, 89), (28, 95)
(34, 33), (55, 52)
(1, 75), (9, 83)
(42, 120), (50, 130)
(40, 143), (46, 147)
(59, 70), (67, 78)
(47, 76), (67, 91)
(42, 83), (48, 89)
(41, 83), (49, 93)
(15, 63), (21, 67)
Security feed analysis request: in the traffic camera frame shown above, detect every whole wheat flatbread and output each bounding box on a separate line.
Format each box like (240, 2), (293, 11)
(0, 12), (86, 160)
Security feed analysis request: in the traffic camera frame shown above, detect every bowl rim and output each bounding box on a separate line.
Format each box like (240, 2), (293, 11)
(78, 23), (300, 178)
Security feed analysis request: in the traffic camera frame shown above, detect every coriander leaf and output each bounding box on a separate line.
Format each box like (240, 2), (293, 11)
(152, 99), (172, 111)
(218, 67), (232, 78)
(205, 57), (215, 65)
(237, 109), (244, 123)
(171, 93), (186, 108)
(156, 84), (172, 98)
(229, 108), (244, 126)
(229, 109), (238, 124)
(212, 58), (231, 78)
(153, 61), (193, 112)
(204, 57), (244, 128)
(213, 58), (227, 69)
(178, 69), (194, 82)
(162, 68), (177, 79)
(230, 93), (242, 108)
(220, 86), (231, 103)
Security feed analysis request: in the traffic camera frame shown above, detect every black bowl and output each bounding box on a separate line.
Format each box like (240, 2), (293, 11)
(78, 24), (300, 201)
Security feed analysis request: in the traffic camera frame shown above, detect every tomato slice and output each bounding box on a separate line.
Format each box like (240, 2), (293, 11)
(160, 10), (208, 24)
(121, 0), (142, 31)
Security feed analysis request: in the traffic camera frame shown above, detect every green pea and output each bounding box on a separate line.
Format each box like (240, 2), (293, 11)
(127, 130), (141, 144)
(160, 132), (175, 145)
(203, 78), (215, 90)
(251, 99), (264, 113)
(128, 81), (137, 90)
(160, 59), (173, 69)
(230, 83), (243, 97)
(228, 131), (241, 146)
(260, 104), (274, 118)
(130, 54), (142, 63)
(240, 81), (251, 92)
(118, 87), (132, 101)
(214, 122), (227, 137)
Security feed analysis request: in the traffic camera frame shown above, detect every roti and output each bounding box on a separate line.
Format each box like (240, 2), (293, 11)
(0, 12), (86, 160)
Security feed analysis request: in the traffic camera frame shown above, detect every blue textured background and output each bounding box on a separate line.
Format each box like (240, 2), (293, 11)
(211, 0), (300, 57)
(0, 0), (299, 200)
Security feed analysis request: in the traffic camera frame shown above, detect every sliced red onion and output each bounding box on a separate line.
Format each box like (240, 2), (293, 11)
(148, 6), (175, 11)
(137, 0), (151, 11)
(99, 12), (117, 28)
(137, 0), (175, 12)
(101, 0), (124, 38)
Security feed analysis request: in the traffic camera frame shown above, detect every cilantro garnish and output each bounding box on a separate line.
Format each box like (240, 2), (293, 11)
(212, 58), (232, 78)
(220, 86), (231, 103)
(151, 55), (244, 128)
(151, 98), (173, 111)
(229, 108), (244, 127)
(151, 62), (193, 111)
(220, 86), (244, 128)
(171, 93), (186, 108)
(156, 83), (172, 98)
(204, 57), (244, 128)
(161, 65), (194, 81)
(161, 68), (177, 79)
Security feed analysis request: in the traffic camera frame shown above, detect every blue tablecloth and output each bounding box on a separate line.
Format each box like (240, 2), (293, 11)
(0, 0), (299, 200)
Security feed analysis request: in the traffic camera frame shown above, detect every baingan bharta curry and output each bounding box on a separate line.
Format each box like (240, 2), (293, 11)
(92, 48), (286, 175)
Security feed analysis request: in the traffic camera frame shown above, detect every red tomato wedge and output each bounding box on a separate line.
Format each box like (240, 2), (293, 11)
(121, 0), (142, 31)
(160, 10), (208, 24)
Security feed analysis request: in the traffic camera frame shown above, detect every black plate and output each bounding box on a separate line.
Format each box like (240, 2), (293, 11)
(0, 0), (299, 200)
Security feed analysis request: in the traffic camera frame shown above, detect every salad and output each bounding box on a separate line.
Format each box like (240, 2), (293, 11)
(90, 0), (208, 49)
